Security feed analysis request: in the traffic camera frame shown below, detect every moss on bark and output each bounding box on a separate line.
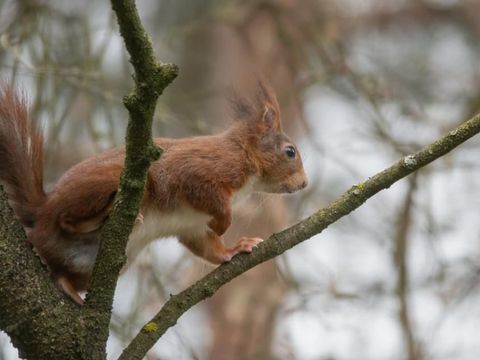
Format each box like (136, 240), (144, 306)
(81, 0), (177, 358)
(0, 188), (87, 359)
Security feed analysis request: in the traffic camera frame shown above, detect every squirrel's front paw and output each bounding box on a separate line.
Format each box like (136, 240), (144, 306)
(223, 237), (263, 262)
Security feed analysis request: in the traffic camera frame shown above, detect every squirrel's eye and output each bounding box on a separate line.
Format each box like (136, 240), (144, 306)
(285, 145), (296, 158)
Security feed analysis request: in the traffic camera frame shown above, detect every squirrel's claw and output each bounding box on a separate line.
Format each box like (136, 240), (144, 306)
(223, 236), (264, 262)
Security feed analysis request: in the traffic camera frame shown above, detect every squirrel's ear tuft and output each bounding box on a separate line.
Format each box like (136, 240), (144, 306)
(228, 79), (281, 132)
(255, 80), (272, 104)
(257, 80), (281, 132)
(261, 105), (280, 132)
(229, 91), (255, 121)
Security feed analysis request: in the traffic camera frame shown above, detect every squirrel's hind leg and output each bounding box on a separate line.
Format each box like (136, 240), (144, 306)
(57, 276), (84, 305)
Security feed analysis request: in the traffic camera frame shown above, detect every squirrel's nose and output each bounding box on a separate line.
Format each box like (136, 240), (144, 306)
(301, 180), (308, 189)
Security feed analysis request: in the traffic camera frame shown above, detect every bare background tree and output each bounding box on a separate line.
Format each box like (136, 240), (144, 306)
(1, 0), (480, 359)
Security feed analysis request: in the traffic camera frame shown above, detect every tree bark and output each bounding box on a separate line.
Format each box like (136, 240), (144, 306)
(0, 188), (84, 359)
(81, 0), (177, 358)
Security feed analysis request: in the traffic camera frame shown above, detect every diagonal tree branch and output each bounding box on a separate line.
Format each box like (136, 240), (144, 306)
(82, 0), (177, 357)
(119, 114), (480, 359)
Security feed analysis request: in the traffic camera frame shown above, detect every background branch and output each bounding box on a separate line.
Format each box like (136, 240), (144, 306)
(120, 113), (480, 359)
(394, 175), (420, 360)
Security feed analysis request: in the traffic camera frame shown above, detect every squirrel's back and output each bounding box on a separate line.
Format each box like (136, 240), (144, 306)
(0, 87), (45, 227)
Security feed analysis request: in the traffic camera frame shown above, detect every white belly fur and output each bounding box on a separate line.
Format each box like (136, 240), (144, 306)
(126, 206), (211, 263)
(126, 175), (262, 265)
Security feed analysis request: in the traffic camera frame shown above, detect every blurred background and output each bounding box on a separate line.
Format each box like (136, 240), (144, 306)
(1, 0), (480, 359)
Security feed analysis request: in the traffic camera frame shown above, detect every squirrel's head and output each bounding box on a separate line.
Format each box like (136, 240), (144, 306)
(231, 81), (308, 194)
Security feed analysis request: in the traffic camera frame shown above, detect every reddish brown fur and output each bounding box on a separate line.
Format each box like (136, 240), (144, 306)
(0, 83), (307, 304)
(0, 87), (45, 227)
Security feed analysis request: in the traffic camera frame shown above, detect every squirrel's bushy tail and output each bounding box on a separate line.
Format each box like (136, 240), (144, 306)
(0, 86), (45, 227)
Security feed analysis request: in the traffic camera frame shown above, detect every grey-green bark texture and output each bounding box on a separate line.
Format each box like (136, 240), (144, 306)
(82, 0), (177, 358)
(0, 188), (86, 359)
(0, 0), (479, 358)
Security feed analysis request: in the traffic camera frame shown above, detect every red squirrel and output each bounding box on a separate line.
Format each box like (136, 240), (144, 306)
(0, 83), (307, 304)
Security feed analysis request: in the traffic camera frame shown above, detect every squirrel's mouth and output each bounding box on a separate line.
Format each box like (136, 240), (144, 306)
(279, 173), (308, 194)
(262, 179), (307, 194)
(281, 182), (307, 194)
